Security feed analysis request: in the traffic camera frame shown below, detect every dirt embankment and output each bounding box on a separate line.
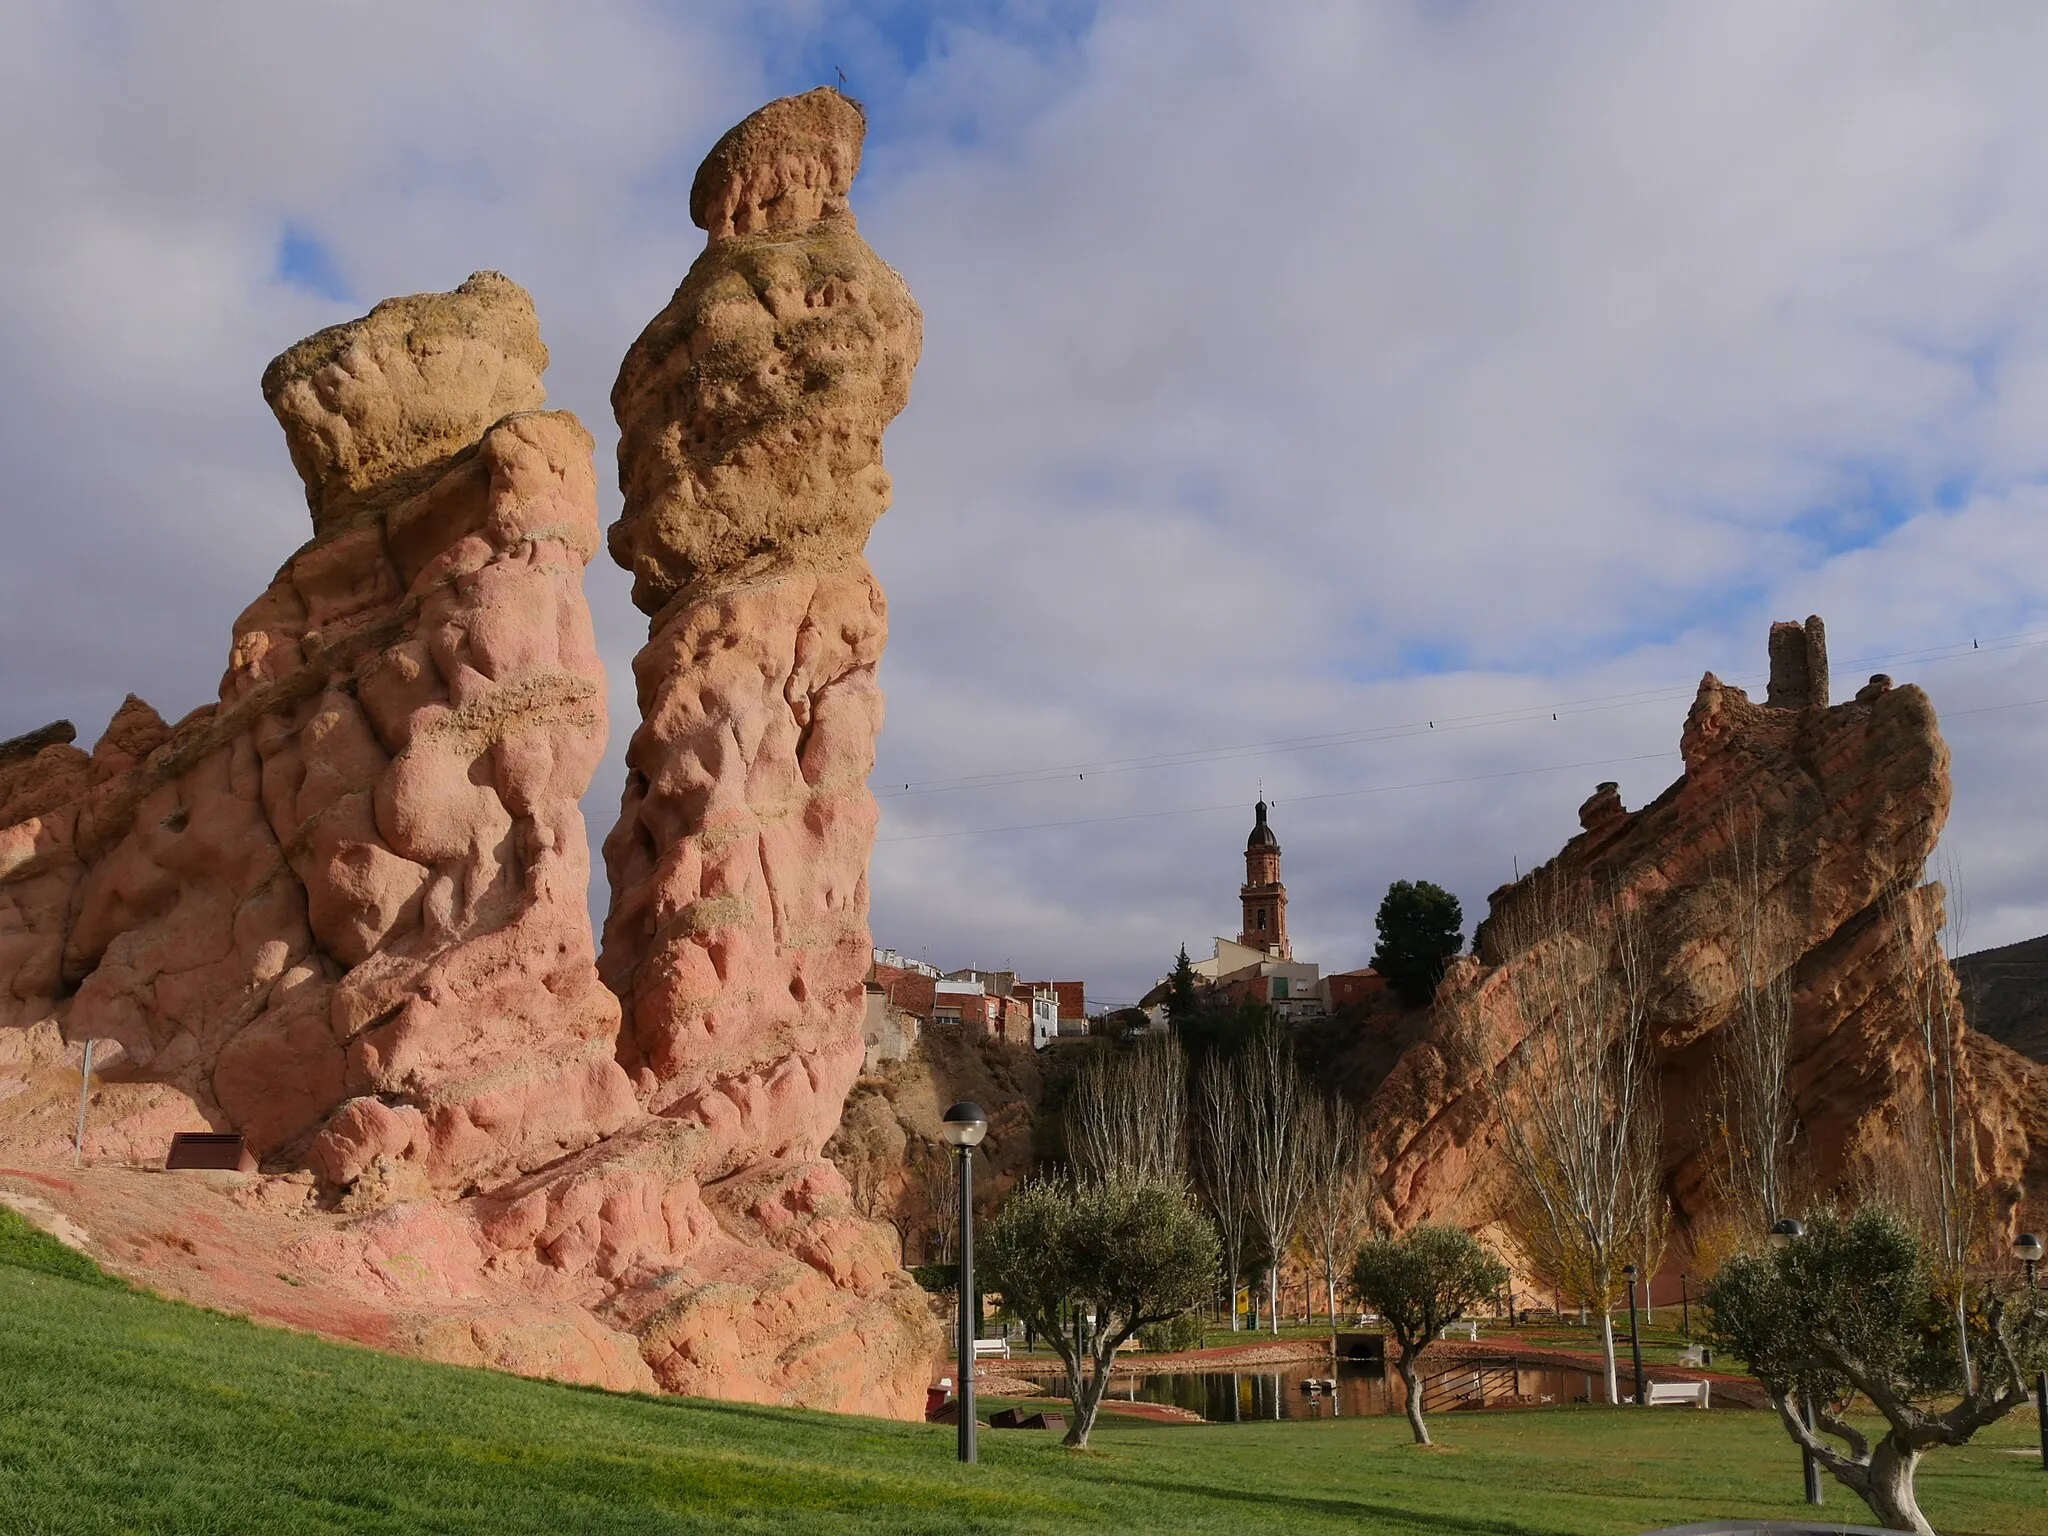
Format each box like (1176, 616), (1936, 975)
(828, 1028), (1086, 1262)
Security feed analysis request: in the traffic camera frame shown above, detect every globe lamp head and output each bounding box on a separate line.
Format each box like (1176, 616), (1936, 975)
(940, 1102), (988, 1149)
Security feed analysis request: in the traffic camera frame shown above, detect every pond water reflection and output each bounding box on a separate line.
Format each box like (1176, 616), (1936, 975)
(1115, 1360), (1614, 1422)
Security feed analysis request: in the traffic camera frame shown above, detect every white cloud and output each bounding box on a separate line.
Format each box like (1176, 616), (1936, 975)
(4, 1), (2047, 1008)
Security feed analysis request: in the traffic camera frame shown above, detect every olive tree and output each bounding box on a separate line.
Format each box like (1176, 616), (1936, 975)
(982, 1175), (1220, 1448)
(1350, 1224), (1509, 1446)
(1705, 1205), (2046, 1536)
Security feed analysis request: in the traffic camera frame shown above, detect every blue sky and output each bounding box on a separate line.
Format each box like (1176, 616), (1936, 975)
(275, 225), (354, 303)
(4, 1), (2048, 1006)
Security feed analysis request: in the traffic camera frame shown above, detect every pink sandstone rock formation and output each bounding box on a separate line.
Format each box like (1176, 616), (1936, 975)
(1365, 620), (2048, 1253)
(0, 272), (630, 1198)
(0, 96), (937, 1420)
(593, 85), (934, 1405)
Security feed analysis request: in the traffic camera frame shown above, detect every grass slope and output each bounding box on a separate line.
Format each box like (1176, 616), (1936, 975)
(1, 1209), (2041, 1535)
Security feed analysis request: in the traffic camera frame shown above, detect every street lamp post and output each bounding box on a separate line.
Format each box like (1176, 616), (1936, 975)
(2015, 1232), (2044, 1473)
(1679, 1272), (1691, 1342)
(1771, 1218), (1821, 1507)
(1622, 1264), (1646, 1406)
(941, 1102), (989, 1466)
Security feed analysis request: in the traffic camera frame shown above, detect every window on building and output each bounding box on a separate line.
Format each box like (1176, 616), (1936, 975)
(1273, 976), (1290, 1000)
(1257, 910), (1267, 930)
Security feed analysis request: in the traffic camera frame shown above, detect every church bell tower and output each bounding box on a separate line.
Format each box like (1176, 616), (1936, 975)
(1238, 800), (1290, 959)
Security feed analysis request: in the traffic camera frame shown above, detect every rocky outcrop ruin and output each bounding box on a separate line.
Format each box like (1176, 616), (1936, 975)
(0, 92), (937, 1418)
(1368, 619), (2048, 1248)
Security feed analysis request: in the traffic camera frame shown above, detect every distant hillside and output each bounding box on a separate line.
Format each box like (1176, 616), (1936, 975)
(1956, 934), (2048, 1065)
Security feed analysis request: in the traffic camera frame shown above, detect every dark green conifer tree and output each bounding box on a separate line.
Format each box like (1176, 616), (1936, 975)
(1371, 880), (1464, 1007)
(1165, 943), (1201, 1023)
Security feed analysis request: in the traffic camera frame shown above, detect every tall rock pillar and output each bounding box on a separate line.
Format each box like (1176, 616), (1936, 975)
(598, 89), (935, 1410)
(603, 89), (917, 1166)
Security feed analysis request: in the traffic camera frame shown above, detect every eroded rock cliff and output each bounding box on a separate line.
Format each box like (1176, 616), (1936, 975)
(1368, 623), (2048, 1249)
(0, 272), (629, 1191)
(0, 93), (939, 1417)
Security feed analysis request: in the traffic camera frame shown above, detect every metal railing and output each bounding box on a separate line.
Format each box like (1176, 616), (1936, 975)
(1420, 1364), (1522, 1413)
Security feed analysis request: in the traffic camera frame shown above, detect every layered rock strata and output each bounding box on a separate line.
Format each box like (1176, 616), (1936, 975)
(594, 86), (933, 1408)
(1370, 619), (2048, 1245)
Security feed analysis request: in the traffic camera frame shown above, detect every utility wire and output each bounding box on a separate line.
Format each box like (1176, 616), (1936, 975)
(875, 690), (2048, 846)
(873, 626), (2048, 801)
(876, 751), (1679, 844)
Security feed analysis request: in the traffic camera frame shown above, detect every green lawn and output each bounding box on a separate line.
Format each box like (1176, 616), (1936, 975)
(2, 1213), (2042, 1535)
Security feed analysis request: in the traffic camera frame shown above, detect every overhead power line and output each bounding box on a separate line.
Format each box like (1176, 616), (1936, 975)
(875, 688), (2048, 847)
(873, 626), (2048, 802)
(876, 751), (1680, 844)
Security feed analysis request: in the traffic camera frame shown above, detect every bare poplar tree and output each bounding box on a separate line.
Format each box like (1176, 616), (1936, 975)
(1298, 1093), (1376, 1327)
(1242, 1026), (1313, 1334)
(1474, 873), (1659, 1405)
(1707, 813), (1798, 1235)
(1067, 1033), (1188, 1185)
(1193, 1050), (1254, 1331)
(1627, 1082), (1671, 1324)
(1884, 873), (1986, 1388)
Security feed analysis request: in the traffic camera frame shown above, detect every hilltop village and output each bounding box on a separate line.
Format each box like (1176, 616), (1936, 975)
(860, 797), (1380, 1072)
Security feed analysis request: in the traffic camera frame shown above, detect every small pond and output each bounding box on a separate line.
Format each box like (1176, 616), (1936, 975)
(1115, 1359), (1617, 1422)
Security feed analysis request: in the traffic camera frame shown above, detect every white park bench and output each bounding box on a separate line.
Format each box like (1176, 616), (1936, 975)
(1675, 1343), (1714, 1368)
(1645, 1379), (1710, 1409)
(972, 1337), (1011, 1361)
(1437, 1320), (1480, 1342)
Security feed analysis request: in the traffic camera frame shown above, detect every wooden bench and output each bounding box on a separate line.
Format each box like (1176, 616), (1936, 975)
(971, 1337), (1011, 1361)
(989, 1408), (1065, 1432)
(165, 1131), (255, 1172)
(1645, 1379), (1711, 1409)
